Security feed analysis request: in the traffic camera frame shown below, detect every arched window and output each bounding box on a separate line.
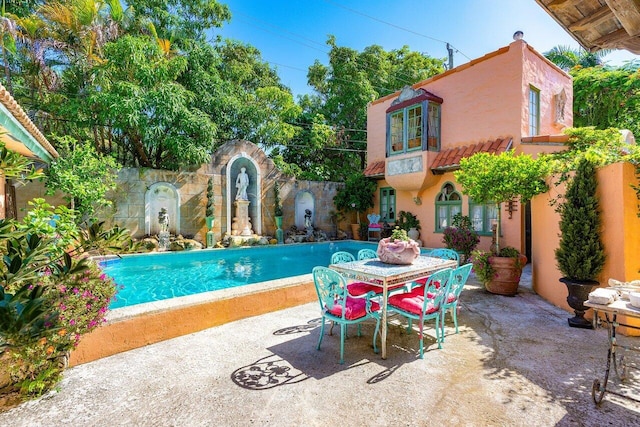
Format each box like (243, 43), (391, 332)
(435, 182), (461, 232)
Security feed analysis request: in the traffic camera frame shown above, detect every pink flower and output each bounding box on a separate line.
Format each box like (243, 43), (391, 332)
(73, 288), (79, 294)
(69, 319), (76, 326)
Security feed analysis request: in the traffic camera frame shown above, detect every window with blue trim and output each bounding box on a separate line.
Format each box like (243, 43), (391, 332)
(386, 88), (442, 155)
(435, 183), (461, 232)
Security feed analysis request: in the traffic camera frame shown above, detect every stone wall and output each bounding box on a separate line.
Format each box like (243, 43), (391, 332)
(103, 167), (341, 242)
(14, 140), (344, 244)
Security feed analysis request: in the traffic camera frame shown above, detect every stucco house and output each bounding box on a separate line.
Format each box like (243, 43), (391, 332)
(364, 37), (571, 259)
(0, 83), (58, 219)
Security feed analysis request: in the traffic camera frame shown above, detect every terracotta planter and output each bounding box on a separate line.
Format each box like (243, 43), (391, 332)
(377, 238), (420, 265)
(485, 254), (528, 296)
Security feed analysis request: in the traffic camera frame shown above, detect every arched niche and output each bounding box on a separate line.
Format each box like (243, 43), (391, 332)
(295, 191), (315, 229)
(145, 182), (180, 235)
(226, 153), (261, 235)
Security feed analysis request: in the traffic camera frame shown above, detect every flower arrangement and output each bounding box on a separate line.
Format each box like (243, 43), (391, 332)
(442, 214), (480, 263)
(377, 227), (420, 265)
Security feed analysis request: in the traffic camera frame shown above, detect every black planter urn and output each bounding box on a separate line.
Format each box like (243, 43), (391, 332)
(559, 277), (599, 329)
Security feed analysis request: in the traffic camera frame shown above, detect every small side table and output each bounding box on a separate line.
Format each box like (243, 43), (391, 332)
(584, 299), (640, 405)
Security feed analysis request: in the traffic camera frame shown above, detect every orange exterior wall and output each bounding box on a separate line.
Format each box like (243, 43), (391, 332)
(69, 281), (316, 366)
(367, 40), (572, 252)
(532, 162), (640, 317)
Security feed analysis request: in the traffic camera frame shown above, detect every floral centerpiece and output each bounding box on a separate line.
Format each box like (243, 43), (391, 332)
(377, 227), (420, 265)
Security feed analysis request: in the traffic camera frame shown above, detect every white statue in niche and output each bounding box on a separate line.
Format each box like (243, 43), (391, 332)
(158, 207), (170, 233)
(235, 167), (249, 200)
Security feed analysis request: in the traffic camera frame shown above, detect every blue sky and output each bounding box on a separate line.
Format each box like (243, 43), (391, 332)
(215, 0), (638, 98)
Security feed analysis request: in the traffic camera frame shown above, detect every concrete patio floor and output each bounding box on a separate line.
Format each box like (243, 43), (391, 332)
(2, 266), (639, 426)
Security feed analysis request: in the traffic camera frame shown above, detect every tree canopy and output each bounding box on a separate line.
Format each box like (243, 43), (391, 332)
(2, 1), (444, 178)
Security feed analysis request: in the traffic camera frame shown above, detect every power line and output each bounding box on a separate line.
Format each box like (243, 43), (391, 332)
(322, 0), (472, 61)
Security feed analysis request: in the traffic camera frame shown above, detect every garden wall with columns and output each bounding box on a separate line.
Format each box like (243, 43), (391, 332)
(15, 140), (344, 244)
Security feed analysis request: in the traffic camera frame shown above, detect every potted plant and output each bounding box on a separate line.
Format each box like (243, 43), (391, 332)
(205, 177), (215, 230)
(273, 182), (283, 227)
(442, 213), (480, 264)
(397, 210), (421, 241)
(377, 227), (420, 265)
(555, 158), (605, 328)
(333, 173), (377, 240)
(455, 150), (549, 295)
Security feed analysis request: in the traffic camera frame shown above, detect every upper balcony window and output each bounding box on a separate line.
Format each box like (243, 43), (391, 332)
(386, 86), (442, 156)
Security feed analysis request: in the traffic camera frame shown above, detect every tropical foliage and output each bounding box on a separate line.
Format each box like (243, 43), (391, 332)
(333, 173), (377, 224)
(544, 45), (610, 71)
(1, 1), (444, 179)
(454, 151), (550, 253)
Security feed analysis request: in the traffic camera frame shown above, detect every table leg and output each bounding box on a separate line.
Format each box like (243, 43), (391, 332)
(592, 312), (616, 405)
(381, 284), (388, 359)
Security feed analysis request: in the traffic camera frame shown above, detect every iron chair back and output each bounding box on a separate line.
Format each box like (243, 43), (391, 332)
(312, 266), (381, 364)
(330, 251), (356, 264)
(441, 263), (473, 337)
(357, 248), (378, 260)
(387, 267), (453, 358)
(429, 248), (460, 266)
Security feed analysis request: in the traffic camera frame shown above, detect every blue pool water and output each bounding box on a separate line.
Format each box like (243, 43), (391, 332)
(101, 241), (381, 309)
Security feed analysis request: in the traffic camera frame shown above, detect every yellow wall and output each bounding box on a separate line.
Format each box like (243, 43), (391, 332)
(532, 162), (640, 313)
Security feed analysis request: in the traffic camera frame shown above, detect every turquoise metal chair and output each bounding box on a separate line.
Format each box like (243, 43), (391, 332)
(429, 248), (460, 266)
(387, 268), (453, 358)
(331, 250), (384, 297)
(312, 266), (381, 364)
(357, 248), (378, 260)
(367, 213), (382, 241)
(330, 251), (356, 264)
(441, 263), (473, 337)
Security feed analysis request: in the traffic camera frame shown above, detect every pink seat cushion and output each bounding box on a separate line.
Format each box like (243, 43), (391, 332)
(348, 282), (405, 296)
(388, 289), (438, 315)
(327, 297), (380, 320)
(368, 223), (382, 229)
(348, 282), (382, 296)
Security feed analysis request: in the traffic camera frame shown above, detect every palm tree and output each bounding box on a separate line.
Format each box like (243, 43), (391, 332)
(544, 45), (611, 71)
(0, 0), (18, 93)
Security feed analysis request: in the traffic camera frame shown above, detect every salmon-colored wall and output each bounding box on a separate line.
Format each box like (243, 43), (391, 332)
(367, 40), (572, 253)
(532, 162), (640, 316)
(367, 40), (572, 164)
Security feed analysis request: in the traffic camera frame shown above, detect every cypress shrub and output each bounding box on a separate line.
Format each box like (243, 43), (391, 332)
(555, 159), (605, 281)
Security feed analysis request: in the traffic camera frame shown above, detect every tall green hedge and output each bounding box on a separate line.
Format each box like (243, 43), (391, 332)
(555, 159), (605, 280)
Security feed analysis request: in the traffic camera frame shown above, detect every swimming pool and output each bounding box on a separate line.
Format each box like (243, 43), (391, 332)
(101, 241), (380, 308)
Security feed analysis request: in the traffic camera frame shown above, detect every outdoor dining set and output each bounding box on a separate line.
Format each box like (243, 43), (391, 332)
(315, 248), (473, 364)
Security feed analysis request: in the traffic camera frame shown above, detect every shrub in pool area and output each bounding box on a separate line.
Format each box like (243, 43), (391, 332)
(1, 207), (117, 399)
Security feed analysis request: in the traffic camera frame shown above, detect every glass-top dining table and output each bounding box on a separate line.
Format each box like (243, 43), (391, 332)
(329, 255), (458, 359)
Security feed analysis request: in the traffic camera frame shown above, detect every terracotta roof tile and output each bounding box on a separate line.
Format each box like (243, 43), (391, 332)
(0, 83), (57, 158)
(430, 137), (513, 174)
(363, 160), (385, 177)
